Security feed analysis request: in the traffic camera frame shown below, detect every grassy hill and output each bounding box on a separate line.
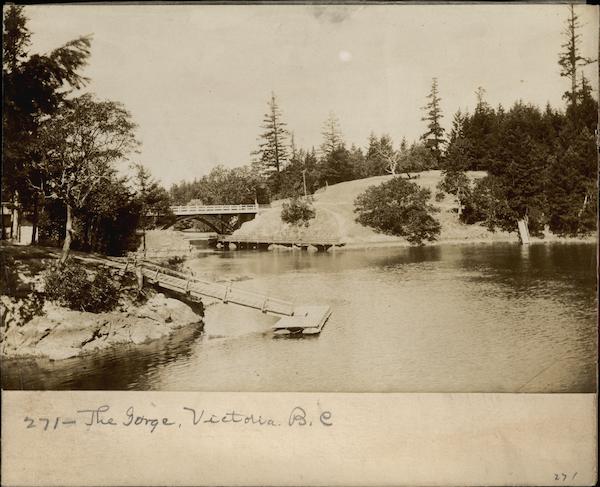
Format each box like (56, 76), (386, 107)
(233, 170), (515, 247)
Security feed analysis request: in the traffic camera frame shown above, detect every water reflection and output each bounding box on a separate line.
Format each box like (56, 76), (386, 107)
(2, 325), (203, 390)
(1, 243), (596, 392)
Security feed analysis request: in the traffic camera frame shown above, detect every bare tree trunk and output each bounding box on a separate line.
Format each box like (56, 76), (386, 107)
(84, 220), (91, 250)
(575, 194), (590, 233)
(141, 206), (147, 252)
(31, 199), (38, 245)
(577, 194), (589, 217)
(10, 195), (15, 240)
(60, 204), (74, 265)
(12, 208), (20, 242)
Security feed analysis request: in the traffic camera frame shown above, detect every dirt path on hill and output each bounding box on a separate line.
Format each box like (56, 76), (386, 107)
(320, 205), (348, 241)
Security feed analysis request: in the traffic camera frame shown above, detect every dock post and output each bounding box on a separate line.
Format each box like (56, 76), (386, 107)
(223, 283), (231, 303)
(135, 258), (144, 291)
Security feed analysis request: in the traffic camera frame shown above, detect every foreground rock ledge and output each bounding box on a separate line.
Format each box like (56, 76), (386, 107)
(1, 293), (203, 361)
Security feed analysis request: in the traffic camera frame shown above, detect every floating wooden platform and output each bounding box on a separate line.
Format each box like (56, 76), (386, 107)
(217, 234), (344, 251)
(272, 305), (332, 336)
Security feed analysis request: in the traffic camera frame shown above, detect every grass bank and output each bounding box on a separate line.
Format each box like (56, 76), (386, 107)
(233, 171), (595, 248)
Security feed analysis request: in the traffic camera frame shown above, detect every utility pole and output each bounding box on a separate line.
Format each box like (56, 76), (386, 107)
(301, 170), (307, 198)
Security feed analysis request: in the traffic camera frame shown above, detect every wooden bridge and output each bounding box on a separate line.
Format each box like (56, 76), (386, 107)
(164, 203), (262, 234)
(117, 256), (331, 335)
(170, 203), (260, 216)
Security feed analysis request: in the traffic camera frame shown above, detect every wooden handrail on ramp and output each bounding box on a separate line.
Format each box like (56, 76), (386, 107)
(136, 260), (331, 334)
(65, 252), (331, 334)
(137, 260), (295, 317)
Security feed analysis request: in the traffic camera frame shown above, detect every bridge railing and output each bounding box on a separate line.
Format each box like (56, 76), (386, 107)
(170, 204), (260, 215)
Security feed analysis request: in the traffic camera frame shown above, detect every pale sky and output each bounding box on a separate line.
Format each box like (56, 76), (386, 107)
(23, 3), (599, 187)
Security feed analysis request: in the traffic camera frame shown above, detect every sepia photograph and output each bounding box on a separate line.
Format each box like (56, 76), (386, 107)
(1, 2), (597, 398)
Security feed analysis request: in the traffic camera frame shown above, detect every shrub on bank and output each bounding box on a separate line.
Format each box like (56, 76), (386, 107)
(281, 197), (316, 227)
(0, 254), (19, 296)
(43, 262), (119, 313)
(167, 255), (186, 270)
(1, 294), (45, 328)
(354, 176), (441, 245)
(0, 253), (45, 327)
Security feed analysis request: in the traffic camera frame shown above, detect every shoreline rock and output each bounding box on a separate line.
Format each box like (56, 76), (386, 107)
(1, 293), (203, 361)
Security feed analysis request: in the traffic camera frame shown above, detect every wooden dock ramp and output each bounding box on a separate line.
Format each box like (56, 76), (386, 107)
(138, 260), (294, 316)
(62, 252), (332, 335)
(135, 260), (332, 335)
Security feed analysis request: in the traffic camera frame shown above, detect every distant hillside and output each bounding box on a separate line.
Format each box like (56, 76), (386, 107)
(233, 170), (515, 247)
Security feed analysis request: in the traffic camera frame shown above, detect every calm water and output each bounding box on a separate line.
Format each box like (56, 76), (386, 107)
(2, 243), (597, 392)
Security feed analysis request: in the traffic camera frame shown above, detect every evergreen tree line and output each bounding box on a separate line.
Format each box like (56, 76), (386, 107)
(253, 104), (443, 200)
(441, 85), (597, 236)
(440, 5), (597, 236)
(223, 4), (596, 239)
(171, 106), (439, 205)
(4, 4), (596, 252)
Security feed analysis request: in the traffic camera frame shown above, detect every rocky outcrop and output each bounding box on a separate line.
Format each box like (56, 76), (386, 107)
(1, 293), (203, 361)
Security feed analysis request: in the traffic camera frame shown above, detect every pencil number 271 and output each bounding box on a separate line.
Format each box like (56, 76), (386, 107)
(554, 472), (577, 482)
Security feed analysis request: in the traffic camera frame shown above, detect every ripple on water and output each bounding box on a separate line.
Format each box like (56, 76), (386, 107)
(1, 243), (596, 392)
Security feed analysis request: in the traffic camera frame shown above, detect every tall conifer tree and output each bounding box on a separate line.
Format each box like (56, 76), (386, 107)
(319, 112), (344, 158)
(253, 92), (289, 188)
(420, 77), (445, 167)
(558, 4), (595, 108)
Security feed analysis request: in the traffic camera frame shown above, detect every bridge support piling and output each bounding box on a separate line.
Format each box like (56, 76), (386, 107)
(135, 261), (144, 291)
